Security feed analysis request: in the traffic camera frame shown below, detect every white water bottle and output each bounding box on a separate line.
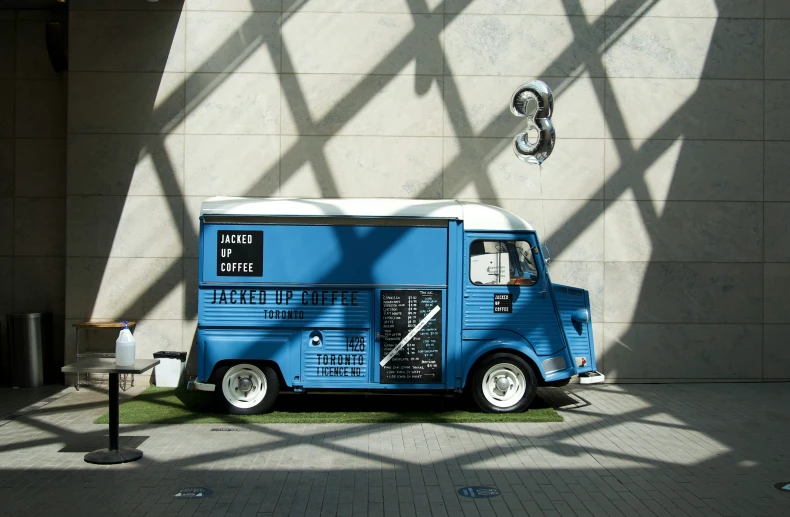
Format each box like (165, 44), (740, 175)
(115, 321), (136, 367)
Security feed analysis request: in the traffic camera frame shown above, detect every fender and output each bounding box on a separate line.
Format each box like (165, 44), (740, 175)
(460, 329), (548, 389)
(197, 328), (299, 387)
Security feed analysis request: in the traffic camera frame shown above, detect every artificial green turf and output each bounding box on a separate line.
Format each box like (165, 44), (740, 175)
(95, 387), (563, 424)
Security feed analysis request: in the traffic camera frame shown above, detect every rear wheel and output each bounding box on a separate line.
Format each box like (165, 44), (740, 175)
(214, 363), (279, 415)
(471, 354), (537, 413)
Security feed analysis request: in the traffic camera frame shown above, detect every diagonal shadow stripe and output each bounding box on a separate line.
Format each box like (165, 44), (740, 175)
(107, 0), (653, 324)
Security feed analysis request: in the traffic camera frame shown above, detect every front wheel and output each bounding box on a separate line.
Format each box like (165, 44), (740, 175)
(471, 354), (537, 413)
(214, 363), (279, 415)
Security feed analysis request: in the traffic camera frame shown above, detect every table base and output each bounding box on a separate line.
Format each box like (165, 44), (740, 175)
(84, 447), (143, 465)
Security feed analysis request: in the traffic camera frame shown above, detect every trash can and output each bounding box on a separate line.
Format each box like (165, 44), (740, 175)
(153, 351), (187, 387)
(7, 313), (49, 388)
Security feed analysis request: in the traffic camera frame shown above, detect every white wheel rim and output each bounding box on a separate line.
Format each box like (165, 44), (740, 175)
(221, 364), (267, 409)
(481, 363), (526, 409)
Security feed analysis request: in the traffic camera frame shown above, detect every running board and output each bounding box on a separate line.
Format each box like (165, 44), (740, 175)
(579, 371), (605, 384)
(186, 380), (215, 392)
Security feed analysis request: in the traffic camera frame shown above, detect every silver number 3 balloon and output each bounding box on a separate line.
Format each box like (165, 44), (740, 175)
(509, 80), (555, 164)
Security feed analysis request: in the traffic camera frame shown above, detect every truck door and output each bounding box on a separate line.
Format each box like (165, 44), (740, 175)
(463, 233), (566, 357)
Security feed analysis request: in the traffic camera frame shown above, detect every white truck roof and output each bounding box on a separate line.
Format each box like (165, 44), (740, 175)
(201, 197), (533, 232)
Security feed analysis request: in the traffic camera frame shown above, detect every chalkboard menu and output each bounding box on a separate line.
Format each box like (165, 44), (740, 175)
(379, 290), (443, 383)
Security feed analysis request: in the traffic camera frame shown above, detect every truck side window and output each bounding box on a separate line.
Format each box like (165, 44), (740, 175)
(469, 240), (538, 286)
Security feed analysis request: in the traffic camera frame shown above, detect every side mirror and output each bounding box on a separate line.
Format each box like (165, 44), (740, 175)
(571, 308), (589, 324)
(541, 245), (551, 264)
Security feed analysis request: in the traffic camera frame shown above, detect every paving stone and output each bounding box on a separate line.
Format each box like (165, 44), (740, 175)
(0, 384), (789, 516)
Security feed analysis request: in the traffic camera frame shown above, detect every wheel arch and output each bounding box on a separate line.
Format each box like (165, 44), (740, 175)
(461, 342), (544, 390)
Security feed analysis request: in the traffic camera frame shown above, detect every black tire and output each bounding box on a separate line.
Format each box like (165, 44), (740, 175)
(471, 353), (537, 413)
(213, 362), (279, 415)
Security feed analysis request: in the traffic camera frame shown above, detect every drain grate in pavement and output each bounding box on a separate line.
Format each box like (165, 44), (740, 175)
(174, 488), (212, 499)
(457, 486), (501, 498)
(210, 428), (250, 432)
(7, 392), (70, 417)
(1, 391), (72, 427)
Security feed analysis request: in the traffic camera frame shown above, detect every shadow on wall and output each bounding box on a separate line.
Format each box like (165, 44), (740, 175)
(596, 1), (770, 381)
(64, 0), (785, 387)
(65, 1), (187, 371)
(2, 6), (69, 384)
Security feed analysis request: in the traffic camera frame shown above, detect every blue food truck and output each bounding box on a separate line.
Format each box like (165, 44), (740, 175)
(191, 197), (604, 414)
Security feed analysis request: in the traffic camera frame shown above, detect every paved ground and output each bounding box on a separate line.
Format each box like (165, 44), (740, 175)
(0, 382), (788, 517)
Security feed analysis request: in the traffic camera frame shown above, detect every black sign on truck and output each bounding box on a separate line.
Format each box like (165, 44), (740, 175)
(217, 230), (263, 276)
(493, 293), (512, 313)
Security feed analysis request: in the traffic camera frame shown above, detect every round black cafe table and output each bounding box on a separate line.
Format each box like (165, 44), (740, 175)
(62, 358), (159, 464)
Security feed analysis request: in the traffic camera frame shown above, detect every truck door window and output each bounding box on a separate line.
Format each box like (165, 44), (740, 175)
(469, 240), (538, 286)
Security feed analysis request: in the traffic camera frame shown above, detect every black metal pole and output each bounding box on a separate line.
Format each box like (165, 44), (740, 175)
(109, 372), (119, 451)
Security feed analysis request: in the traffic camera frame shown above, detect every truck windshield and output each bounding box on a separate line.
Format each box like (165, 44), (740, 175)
(469, 240), (538, 286)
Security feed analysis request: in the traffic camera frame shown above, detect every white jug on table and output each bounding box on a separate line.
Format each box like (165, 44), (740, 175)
(115, 321), (136, 367)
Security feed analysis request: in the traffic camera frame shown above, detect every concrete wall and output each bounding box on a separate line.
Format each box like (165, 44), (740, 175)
(58, 0), (790, 383)
(0, 9), (67, 377)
